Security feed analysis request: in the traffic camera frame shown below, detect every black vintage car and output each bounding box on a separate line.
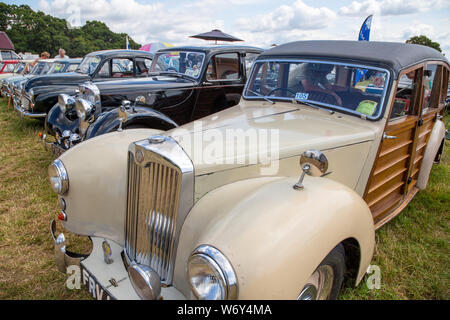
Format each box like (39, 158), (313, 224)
(14, 58), (81, 117)
(19, 50), (154, 119)
(43, 45), (263, 153)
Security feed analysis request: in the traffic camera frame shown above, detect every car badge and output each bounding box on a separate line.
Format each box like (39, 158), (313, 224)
(135, 150), (144, 163)
(102, 240), (113, 264)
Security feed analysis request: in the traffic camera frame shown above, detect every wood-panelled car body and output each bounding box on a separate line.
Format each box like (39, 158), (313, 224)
(47, 41), (449, 300)
(43, 46), (262, 154)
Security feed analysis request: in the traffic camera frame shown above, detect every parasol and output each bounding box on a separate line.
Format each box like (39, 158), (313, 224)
(190, 29), (243, 44)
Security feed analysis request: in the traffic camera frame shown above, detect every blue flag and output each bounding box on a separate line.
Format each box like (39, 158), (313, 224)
(355, 15), (373, 84)
(358, 15), (373, 41)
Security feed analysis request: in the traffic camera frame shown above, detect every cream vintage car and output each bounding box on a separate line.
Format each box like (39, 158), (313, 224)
(48, 40), (449, 300)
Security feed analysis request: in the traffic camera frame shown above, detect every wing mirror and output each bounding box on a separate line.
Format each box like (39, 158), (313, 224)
(117, 100), (130, 132)
(293, 149), (329, 190)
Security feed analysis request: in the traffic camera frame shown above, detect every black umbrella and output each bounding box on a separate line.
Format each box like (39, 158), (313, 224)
(190, 29), (243, 44)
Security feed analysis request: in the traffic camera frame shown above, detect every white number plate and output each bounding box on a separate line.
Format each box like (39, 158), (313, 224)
(81, 264), (114, 300)
(295, 92), (309, 100)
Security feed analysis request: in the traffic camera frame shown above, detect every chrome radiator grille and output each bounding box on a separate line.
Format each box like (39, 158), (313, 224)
(125, 148), (185, 284)
(21, 96), (30, 110)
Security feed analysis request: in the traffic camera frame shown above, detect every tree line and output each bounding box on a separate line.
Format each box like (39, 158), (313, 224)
(0, 3), (141, 58)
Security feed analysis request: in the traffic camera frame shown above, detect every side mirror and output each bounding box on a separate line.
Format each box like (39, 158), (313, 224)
(293, 149), (329, 190)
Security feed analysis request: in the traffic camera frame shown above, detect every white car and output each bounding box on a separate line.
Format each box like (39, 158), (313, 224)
(48, 40), (449, 300)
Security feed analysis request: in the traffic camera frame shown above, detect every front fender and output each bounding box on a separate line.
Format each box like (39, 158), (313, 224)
(45, 103), (79, 137)
(174, 176), (375, 299)
(33, 85), (79, 113)
(85, 106), (178, 140)
(58, 129), (162, 245)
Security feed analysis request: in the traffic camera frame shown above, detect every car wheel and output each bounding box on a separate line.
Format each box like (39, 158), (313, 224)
(297, 244), (345, 300)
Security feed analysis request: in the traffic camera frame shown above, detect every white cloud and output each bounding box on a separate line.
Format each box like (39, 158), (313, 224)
(339, 0), (448, 17)
(235, 0), (336, 32)
(38, 0), (223, 46)
(36, 0), (450, 56)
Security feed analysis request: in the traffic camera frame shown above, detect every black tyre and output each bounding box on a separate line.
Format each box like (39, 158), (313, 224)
(297, 243), (345, 300)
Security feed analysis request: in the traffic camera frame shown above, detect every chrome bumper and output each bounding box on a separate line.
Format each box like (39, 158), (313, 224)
(41, 134), (66, 157)
(50, 219), (89, 273)
(15, 102), (46, 118)
(50, 220), (186, 300)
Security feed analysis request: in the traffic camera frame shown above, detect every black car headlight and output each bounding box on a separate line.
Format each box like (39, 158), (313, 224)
(48, 159), (69, 195)
(187, 245), (238, 300)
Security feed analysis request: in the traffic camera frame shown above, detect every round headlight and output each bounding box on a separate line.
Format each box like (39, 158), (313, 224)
(187, 245), (238, 300)
(59, 94), (76, 112)
(75, 98), (93, 121)
(48, 159), (69, 194)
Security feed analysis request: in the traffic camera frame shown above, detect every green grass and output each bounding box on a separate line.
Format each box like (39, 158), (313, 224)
(0, 97), (448, 299)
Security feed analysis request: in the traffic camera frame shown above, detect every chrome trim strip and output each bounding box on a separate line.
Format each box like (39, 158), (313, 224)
(242, 58), (391, 121)
(14, 103), (46, 118)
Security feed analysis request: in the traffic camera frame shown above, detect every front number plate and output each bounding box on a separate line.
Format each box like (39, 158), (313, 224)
(81, 264), (114, 300)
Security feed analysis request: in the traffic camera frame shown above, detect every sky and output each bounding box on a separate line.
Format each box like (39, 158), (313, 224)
(3, 0), (450, 56)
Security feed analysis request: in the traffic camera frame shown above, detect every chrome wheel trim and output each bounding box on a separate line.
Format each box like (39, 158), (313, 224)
(298, 265), (334, 300)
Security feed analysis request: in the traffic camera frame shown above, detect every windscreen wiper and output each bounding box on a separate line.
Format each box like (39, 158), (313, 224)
(292, 99), (335, 114)
(246, 89), (275, 104)
(151, 72), (194, 81)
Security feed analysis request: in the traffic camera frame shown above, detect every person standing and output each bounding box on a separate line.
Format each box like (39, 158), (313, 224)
(31, 51), (50, 67)
(54, 48), (69, 59)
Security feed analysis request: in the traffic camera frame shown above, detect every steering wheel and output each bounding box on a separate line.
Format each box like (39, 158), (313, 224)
(268, 87), (296, 97)
(306, 91), (341, 106)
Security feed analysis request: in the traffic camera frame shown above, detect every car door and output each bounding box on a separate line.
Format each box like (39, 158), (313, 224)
(191, 52), (244, 121)
(364, 62), (447, 227)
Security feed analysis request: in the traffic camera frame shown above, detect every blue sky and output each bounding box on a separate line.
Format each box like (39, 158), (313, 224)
(3, 0), (450, 56)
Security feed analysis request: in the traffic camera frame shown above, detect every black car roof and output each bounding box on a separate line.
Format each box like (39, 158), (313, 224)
(259, 40), (449, 78)
(86, 49), (154, 59)
(157, 45), (263, 54)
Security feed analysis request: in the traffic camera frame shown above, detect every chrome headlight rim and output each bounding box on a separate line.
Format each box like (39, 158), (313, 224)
(75, 98), (94, 121)
(48, 159), (69, 195)
(58, 93), (76, 113)
(187, 245), (238, 300)
(79, 83), (100, 105)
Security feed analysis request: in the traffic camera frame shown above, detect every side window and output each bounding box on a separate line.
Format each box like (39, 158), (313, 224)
(135, 58), (152, 77)
(111, 58), (134, 77)
(244, 53), (259, 75)
(390, 68), (421, 120)
(440, 67), (449, 105)
(97, 61), (110, 78)
(423, 64), (444, 112)
(206, 53), (239, 81)
(5, 63), (15, 72)
(1, 51), (13, 60)
(67, 64), (79, 72)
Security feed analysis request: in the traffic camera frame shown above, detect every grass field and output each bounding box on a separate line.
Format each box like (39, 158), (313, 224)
(0, 97), (448, 300)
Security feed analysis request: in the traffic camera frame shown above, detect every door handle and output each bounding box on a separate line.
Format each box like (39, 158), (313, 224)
(383, 133), (397, 140)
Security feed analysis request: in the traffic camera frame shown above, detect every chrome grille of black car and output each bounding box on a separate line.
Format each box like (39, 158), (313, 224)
(124, 138), (193, 285)
(21, 96), (30, 110)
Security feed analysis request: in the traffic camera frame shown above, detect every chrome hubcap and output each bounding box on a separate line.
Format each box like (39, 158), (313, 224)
(298, 265), (334, 300)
